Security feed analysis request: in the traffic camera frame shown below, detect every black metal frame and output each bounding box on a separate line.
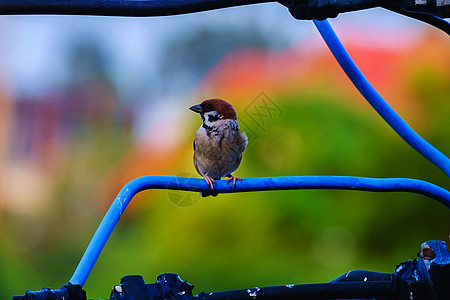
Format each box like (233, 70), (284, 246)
(13, 242), (450, 300)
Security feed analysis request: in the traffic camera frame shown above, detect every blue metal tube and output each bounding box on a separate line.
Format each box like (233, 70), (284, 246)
(69, 175), (450, 287)
(313, 19), (450, 179)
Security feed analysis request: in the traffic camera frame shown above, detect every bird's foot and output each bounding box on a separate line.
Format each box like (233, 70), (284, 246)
(227, 175), (241, 188)
(203, 175), (216, 190)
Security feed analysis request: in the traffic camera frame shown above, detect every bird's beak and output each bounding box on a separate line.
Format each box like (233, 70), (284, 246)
(189, 104), (202, 114)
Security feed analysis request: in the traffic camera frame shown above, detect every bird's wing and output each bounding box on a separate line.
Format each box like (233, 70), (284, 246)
(237, 131), (248, 154)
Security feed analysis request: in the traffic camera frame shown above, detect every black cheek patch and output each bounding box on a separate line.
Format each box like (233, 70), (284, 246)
(208, 114), (220, 122)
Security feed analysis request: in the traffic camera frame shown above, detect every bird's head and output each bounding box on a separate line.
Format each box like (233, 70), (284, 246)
(190, 99), (237, 127)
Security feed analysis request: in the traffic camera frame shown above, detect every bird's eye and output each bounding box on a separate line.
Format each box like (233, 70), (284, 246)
(205, 103), (213, 111)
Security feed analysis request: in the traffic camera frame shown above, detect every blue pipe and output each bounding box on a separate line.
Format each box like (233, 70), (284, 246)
(313, 19), (450, 179)
(69, 17), (450, 290)
(69, 175), (450, 287)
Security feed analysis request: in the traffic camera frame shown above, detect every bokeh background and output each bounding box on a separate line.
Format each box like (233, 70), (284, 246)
(0, 3), (449, 299)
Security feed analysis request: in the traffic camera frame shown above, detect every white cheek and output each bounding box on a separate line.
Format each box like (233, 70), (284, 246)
(203, 111), (220, 126)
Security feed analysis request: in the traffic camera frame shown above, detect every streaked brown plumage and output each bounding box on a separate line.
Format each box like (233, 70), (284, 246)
(190, 99), (247, 196)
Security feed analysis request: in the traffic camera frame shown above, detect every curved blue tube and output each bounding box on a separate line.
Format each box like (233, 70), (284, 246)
(69, 18), (450, 290)
(69, 175), (450, 287)
(313, 19), (450, 178)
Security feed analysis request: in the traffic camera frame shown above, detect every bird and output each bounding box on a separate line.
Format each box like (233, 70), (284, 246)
(190, 99), (247, 196)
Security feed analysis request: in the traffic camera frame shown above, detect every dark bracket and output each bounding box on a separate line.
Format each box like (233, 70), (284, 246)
(13, 240), (449, 300)
(277, 0), (450, 21)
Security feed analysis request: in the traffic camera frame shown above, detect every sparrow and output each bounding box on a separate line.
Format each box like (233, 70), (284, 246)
(190, 99), (247, 196)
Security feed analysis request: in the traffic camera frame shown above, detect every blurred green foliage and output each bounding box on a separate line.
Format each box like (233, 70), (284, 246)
(2, 35), (450, 300)
(81, 88), (448, 297)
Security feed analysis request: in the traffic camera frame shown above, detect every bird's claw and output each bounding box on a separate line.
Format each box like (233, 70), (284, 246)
(227, 175), (241, 188)
(203, 175), (216, 190)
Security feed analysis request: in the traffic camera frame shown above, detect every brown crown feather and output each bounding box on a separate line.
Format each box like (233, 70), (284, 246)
(201, 99), (237, 120)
